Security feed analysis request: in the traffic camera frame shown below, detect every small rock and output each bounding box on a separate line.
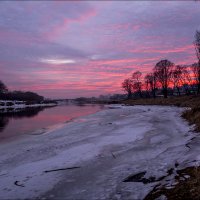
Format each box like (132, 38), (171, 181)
(184, 175), (190, 179)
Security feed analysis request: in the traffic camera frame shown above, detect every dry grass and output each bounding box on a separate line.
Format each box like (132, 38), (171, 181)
(182, 107), (200, 132)
(144, 166), (200, 200)
(122, 95), (200, 107)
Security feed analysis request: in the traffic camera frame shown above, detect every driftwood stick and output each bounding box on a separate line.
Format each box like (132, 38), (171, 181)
(44, 166), (80, 173)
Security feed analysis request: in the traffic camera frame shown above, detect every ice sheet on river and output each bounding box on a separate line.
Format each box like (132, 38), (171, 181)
(0, 105), (199, 199)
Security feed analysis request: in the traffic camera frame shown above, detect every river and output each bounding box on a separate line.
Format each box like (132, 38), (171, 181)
(0, 104), (104, 142)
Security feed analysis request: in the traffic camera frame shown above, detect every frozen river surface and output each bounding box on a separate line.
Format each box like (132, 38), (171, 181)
(0, 105), (199, 200)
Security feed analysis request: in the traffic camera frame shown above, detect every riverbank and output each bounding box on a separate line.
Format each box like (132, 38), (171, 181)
(0, 105), (198, 199)
(122, 96), (200, 199)
(123, 95), (200, 107)
(123, 95), (200, 131)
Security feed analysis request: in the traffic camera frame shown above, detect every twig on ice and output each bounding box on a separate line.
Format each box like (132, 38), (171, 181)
(44, 166), (80, 173)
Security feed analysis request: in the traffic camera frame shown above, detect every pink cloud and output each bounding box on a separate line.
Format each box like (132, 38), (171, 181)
(43, 9), (97, 41)
(129, 44), (194, 54)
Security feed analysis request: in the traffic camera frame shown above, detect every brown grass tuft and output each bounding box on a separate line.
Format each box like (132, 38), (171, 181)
(182, 106), (200, 132)
(144, 166), (200, 200)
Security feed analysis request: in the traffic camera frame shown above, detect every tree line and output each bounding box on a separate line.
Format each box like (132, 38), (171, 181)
(122, 30), (200, 99)
(0, 81), (44, 102)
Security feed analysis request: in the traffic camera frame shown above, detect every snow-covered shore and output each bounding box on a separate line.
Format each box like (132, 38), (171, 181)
(0, 105), (199, 199)
(0, 100), (57, 111)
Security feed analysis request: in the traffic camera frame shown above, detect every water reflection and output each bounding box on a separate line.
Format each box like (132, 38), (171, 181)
(0, 104), (103, 141)
(0, 107), (48, 132)
(0, 116), (9, 133)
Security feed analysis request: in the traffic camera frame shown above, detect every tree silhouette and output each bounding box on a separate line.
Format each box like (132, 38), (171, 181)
(122, 78), (133, 99)
(194, 30), (200, 94)
(0, 81), (8, 93)
(132, 71), (143, 98)
(191, 63), (200, 94)
(194, 30), (200, 61)
(145, 72), (157, 98)
(171, 65), (183, 96)
(120, 31), (200, 98)
(179, 66), (193, 95)
(154, 59), (174, 98)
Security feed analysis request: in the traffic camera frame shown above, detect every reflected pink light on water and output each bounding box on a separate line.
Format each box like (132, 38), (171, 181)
(0, 105), (103, 141)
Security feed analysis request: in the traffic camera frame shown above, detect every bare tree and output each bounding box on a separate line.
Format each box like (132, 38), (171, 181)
(193, 30), (200, 94)
(132, 71), (143, 98)
(122, 78), (133, 99)
(154, 59), (174, 98)
(194, 30), (200, 61)
(144, 75), (151, 97)
(0, 81), (8, 93)
(145, 73), (157, 98)
(171, 65), (183, 96)
(179, 66), (193, 95)
(191, 62), (200, 94)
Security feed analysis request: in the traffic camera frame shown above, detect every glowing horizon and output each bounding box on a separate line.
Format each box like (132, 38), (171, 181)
(0, 1), (200, 98)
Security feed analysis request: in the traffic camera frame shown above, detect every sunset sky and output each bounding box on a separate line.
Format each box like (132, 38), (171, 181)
(0, 1), (200, 98)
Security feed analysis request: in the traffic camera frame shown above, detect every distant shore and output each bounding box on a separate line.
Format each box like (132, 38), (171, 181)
(0, 100), (57, 110)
